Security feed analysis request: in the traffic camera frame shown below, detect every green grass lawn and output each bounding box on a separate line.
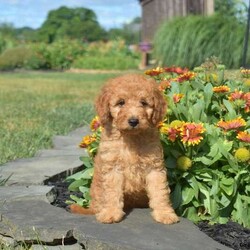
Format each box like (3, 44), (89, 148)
(0, 71), (120, 165)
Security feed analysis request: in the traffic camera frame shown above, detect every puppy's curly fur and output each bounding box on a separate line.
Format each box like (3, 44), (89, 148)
(71, 74), (179, 224)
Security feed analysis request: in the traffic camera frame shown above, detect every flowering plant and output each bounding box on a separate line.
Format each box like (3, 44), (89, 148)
(68, 60), (250, 227)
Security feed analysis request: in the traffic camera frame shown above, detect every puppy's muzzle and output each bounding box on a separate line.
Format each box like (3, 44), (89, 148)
(128, 118), (139, 128)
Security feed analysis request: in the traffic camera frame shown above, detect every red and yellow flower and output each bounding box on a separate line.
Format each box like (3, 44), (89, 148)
(173, 93), (184, 103)
(159, 120), (184, 142)
(217, 117), (246, 131)
(237, 131), (250, 143)
(174, 72), (196, 83)
(145, 67), (164, 76)
(180, 122), (205, 146)
(90, 116), (101, 131)
(164, 66), (189, 75)
(213, 86), (230, 93)
(158, 121), (170, 134)
(240, 68), (250, 78)
(228, 90), (244, 101)
(79, 135), (96, 148)
(243, 92), (250, 112)
(159, 80), (171, 91)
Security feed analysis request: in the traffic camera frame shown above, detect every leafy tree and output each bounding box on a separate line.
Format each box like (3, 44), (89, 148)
(215, 0), (247, 21)
(15, 27), (38, 42)
(0, 23), (15, 38)
(38, 6), (106, 42)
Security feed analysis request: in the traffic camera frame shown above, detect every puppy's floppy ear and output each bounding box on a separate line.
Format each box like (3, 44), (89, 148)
(152, 88), (167, 126)
(95, 86), (112, 126)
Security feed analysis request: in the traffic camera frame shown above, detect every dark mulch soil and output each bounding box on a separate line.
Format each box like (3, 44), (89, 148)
(48, 179), (250, 250)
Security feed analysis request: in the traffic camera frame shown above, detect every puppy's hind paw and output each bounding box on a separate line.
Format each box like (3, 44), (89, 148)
(152, 210), (179, 224)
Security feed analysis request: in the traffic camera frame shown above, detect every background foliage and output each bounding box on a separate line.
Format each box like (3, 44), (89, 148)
(154, 14), (250, 69)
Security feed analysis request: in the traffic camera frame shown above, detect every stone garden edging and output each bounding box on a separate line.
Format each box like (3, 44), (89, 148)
(0, 127), (232, 250)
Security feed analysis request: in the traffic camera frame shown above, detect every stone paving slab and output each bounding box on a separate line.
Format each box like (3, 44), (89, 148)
(35, 148), (86, 158)
(0, 185), (56, 203)
(0, 198), (231, 250)
(0, 126), (233, 250)
(67, 127), (91, 138)
(52, 136), (81, 150)
(0, 156), (82, 186)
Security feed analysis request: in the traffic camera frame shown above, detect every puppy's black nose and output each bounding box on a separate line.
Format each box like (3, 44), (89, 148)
(128, 118), (139, 127)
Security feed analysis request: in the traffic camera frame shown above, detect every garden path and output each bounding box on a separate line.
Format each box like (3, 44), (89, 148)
(0, 127), (231, 250)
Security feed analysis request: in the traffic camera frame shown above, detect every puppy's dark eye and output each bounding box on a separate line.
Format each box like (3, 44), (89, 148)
(140, 100), (148, 106)
(116, 99), (125, 107)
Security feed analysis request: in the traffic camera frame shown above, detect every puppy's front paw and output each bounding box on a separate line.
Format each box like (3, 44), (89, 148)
(152, 210), (179, 224)
(96, 208), (125, 224)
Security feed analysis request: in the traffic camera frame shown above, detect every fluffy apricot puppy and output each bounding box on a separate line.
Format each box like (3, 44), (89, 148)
(71, 74), (179, 224)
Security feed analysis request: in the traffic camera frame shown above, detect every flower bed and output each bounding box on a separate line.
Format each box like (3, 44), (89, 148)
(67, 58), (250, 228)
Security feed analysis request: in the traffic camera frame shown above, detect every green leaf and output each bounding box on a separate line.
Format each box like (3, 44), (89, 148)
(182, 186), (195, 205)
(203, 83), (213, 109)
(195, 154), (222, 166)
(198, 182), (212, 214)
(223, 99), (236, 118)
(80, 156), (93, 168)
(182, 207), (200, 222)
(66, 170), (85, 181)
(186, 175), (199, 199)
(79, 186), (90, 194)
(68, 179), (89, 191)
(219, 193), (231, 208)
(165, 155), (176, 169)
(207, 144), (219, 158)
(81, 167), (94, 179)
(192, 99), (205, 122)
(171, 182), (182, 209)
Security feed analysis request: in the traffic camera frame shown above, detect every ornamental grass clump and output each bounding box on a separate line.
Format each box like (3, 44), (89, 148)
(67, 59), (250, 228)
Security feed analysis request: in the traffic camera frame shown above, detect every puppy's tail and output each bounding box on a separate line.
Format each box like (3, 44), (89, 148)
(69, 204), (95, 215)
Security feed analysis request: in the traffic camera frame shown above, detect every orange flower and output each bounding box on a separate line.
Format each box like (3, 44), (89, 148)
(173, 93), (184, 103)
(158, 122), (169, 134)
(240, 68), (250, 78)
(162, 120), (184, 142)
(180, 122), (205, 146)
(159, 80), (171, 91)
(174, 72), (196, 83)
(79, 135), (96, 148)
(228, 90), (244, 101)
(243, 92), (250, 112)
(228, 90), (250, 112)
(164, 66), (189, 75)
(167, 127), (180, 142)
(237, 131), (250, 143)
(90, 116), (101, 131)
(213, 86), (230, 93)
(217, 117), (246, 131)
(145, 67), (164, 76)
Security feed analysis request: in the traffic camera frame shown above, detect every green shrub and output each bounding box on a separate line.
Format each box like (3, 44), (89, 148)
(46, 40), (85, 69)
(0, 46), (34, 70)
(72, 54), (139, 70)
(24, 43), (49, 69)
(154, 15), (249, 69)
(28, 40), (85, 70)
(0, 34), (15, 54)
(72, 39), (140, 70)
